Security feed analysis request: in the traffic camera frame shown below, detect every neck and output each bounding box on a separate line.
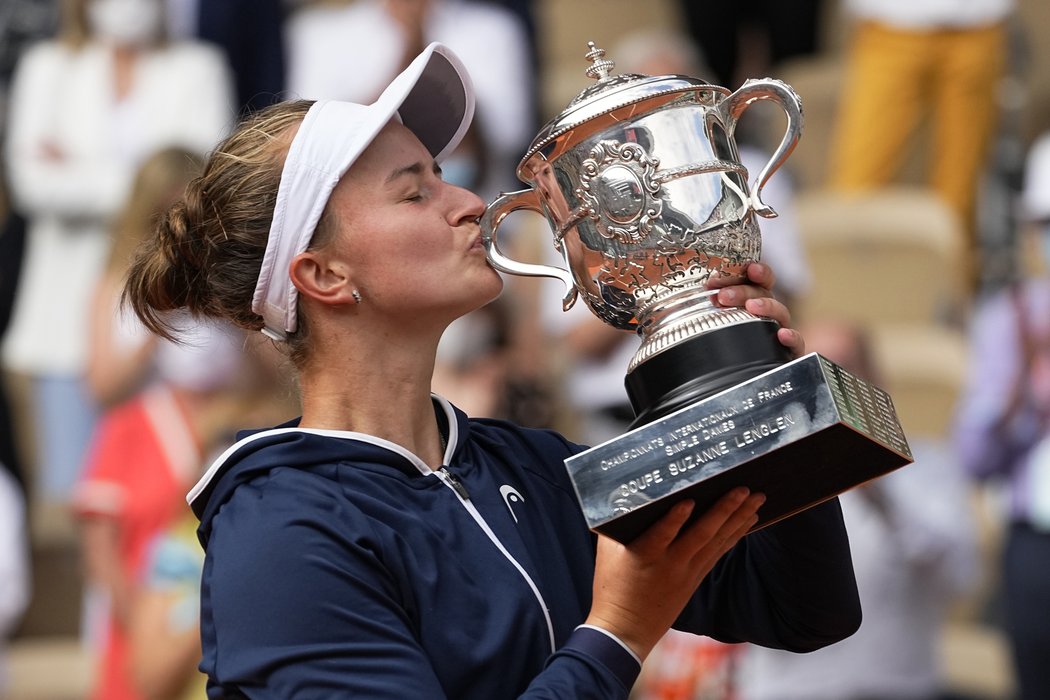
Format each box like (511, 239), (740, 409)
(298, 329), (447, 468)
(110, 44), (139, 100)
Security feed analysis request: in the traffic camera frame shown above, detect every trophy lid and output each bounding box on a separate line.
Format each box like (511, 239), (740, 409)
(518, 42), (727, 174)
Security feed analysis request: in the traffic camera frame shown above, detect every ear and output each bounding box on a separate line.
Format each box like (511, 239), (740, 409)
(289, 250), (358, 308)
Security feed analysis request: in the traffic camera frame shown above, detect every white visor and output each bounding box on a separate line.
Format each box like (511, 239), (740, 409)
(251, 42), (475, 340)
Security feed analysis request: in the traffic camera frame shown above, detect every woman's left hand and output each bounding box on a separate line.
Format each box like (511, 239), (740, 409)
(707, 262), (805, 357)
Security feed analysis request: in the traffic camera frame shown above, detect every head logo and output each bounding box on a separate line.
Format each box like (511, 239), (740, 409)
(499, 485), (525, 523)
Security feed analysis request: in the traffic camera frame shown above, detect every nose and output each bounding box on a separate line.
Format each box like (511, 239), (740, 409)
(448, 182), (486, 226)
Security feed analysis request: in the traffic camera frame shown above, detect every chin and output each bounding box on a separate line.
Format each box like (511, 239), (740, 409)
(479, 266), (505, 300)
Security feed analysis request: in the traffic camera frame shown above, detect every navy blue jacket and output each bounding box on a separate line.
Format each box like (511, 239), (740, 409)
(190, 397), (860, 698)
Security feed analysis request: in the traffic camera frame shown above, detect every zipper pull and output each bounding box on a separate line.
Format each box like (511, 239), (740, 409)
(439, 466), (470, 500)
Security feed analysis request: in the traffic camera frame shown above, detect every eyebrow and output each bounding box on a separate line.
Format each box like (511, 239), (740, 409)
(384, 160), (442, 185)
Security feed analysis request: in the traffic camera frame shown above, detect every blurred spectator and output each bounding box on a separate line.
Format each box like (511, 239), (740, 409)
(0, 459), (30, 698)
(1, 0), (236, 503)
(126, 367), (297, 700)
(197, 0), (284, 114)
(542, 29), (811, 446)
(164, 0), (287, 115)
(675, 0), (824, 88)
(285, 0), (534, 199)
(631, 631), (738, 700)
(74, 317), (255, 700)
(0, 193), (29, 700)
(737, 320), (979, 700)
(1, 0), (59, 491)
(952, 131), (1050, 700)
(127, 512), (204, 700)
(84, 147), (202, 409)
(0, 187), (27, 495)
(826, 0), (1015, 284)
(70, 147), (254, 700)
(0, 0), (59, 123)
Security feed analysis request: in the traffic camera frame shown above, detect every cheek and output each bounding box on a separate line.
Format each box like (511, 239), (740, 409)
(408, 214), (451, 247)
(341, 211), (458, 292)
(338, 214), (407, 271)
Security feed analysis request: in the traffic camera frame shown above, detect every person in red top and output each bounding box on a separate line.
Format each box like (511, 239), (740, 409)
(73, 317), (252, 700)
(69, 133), (288, 700)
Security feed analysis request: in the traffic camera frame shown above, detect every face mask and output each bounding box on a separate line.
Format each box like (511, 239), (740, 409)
(88, 0), (163, 47)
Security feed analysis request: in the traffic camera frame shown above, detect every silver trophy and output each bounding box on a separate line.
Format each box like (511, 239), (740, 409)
(482, 43), (912, 542)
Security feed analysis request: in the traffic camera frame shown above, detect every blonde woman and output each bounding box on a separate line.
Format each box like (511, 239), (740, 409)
(73, 144), (269, 700)
(2, 0), (235, 502)
(85, 147), (203, 409)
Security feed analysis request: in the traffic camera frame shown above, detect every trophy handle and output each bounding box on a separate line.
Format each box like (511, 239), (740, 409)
(481, 188), (579, 311)
(719, 78), (804, 219)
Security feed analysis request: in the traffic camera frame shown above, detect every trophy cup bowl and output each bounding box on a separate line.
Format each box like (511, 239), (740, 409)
(482, 43), (913, 542)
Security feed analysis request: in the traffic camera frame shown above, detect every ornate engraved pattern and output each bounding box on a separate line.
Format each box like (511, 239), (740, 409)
(577, 140), (663, 245)
(627, 307), (760, 375)
(698, 217), (761, 265)
(654, 159), (748, 185)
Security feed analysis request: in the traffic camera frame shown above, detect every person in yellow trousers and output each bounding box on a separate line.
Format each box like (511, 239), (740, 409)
(827, 0), (1014, 286)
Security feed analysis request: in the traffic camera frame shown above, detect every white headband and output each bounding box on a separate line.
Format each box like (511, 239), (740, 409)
(251, 42), (475, 340)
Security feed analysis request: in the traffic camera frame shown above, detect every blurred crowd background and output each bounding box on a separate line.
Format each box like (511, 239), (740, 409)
(1, 0), (1050, 699)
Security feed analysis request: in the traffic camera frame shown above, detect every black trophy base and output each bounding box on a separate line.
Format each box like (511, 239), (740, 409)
(565, 352), (913, 543)
(626, 319), (792, 429)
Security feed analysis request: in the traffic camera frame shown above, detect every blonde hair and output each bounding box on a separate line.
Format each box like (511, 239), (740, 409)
(123, 99), (320, 367)
(58, 0), (90, 48)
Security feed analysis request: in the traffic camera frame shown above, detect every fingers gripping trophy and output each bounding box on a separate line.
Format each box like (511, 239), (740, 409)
(482, 43), (913, 542)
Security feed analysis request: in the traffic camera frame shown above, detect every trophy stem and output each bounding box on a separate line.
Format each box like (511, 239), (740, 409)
(625, 319), (790, 429)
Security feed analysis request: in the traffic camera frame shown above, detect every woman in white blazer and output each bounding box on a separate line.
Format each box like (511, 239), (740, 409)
(3, 0), (236, 504)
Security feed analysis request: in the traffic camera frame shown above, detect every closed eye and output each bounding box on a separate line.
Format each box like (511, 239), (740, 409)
(388, 161), (442, 203)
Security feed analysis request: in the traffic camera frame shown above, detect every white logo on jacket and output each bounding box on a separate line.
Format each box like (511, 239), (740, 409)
(499, 485), (524, 523)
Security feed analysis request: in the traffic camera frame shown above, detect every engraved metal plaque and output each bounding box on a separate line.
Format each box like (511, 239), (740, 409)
(565, 352), (913, 543)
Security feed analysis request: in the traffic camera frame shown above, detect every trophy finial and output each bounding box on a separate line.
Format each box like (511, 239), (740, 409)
(584, 41), (615, 82)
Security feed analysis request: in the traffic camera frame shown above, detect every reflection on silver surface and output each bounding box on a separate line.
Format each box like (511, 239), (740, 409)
(482, 42), (804, 372)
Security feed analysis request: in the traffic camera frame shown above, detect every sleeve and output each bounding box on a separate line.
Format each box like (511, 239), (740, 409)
(71, 403), (140, 518)
(520, 626), (639, 699)
(953, 289), (1039, 481)
(4, 44), (131, 221)
(144, 522), (205, 632)
(202, 471), (640, 700)
(675, 497), (861, 652)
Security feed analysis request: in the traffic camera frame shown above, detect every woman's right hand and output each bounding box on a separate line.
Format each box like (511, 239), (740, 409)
(585, 488), (765, 660)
